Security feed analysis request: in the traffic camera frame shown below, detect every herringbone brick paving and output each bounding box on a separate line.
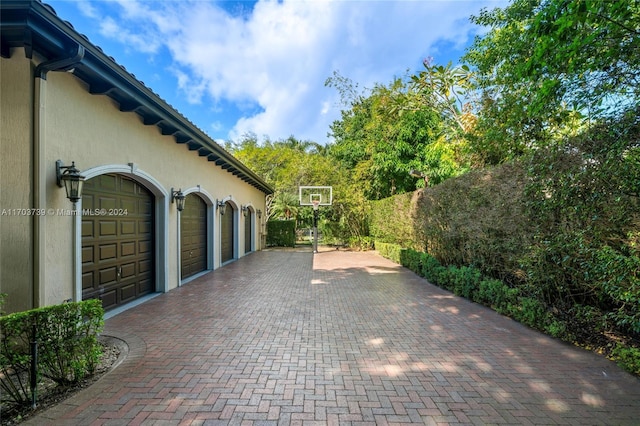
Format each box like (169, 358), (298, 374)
(27, 248), (640, 425)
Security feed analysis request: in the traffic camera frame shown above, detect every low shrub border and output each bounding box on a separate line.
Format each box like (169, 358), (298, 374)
(375, 241), (640, 377)
(0, 299), (104, 410)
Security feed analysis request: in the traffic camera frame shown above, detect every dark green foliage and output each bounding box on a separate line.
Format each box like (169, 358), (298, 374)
(370, 193), (417, 249)
(524, 112), (640, 334)
(266, 220), (296, 247)
(416, 162), (531, 282)
(612, 344), (640, 376)
(371, 113), (640, 373)
(328, 77), (460, 201)
(465, 0), (640, 161)
(0, 300), (104, 407)
(379, 245), (555, 335)
(375, 242), (404, 264)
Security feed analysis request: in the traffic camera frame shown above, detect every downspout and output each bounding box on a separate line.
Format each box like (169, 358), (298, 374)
(32, 45), (85, 308)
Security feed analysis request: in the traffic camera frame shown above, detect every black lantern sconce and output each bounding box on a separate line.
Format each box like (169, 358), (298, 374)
(171, 188), (186, 212)
(56, 160), (85, 204)
(217, 200), (227, 215)
(257, 209), (262, 219)
(217, 195), (232, 215)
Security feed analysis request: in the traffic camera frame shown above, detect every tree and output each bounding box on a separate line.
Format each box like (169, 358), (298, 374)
(270, 191), (299, 220)
(328, 75), (466, 199)
(464, 0), (640, 162)
(229, 134), (339, 196)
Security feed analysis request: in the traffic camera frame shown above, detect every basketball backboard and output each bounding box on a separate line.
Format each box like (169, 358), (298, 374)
(299, 186), (333, 206)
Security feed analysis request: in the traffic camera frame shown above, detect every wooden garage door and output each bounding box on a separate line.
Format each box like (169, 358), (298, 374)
(244, 210), (252, 254)
(81, 174), (154, 310)
(220, 202), (234, 264)
(181, 193), (207, 279)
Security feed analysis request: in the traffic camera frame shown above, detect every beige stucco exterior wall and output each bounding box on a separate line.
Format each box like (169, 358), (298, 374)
(0, 49), (34, 313)
(1, 49), (267, 313)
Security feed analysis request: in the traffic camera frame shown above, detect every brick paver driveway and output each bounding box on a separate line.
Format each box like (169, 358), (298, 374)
(30, 249), (640, 425)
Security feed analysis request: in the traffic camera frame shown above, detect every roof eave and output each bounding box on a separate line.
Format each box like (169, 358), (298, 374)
(0, 0), (274, 195)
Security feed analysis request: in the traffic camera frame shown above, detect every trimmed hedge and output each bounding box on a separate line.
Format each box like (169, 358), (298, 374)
(266, 220), (296, 247)
(0, 299), (104, 407)
(378, 243), (560, 335)
(370, 115), (640, 340)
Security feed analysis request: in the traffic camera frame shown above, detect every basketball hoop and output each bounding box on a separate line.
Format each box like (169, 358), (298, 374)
(299, 186), (332, 254)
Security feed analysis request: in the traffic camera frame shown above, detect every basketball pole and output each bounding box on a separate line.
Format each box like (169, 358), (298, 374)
(312, 202), (319, 253)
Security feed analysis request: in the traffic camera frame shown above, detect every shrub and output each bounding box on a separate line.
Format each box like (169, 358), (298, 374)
(476, 278), (519, 314)
(375, 242), (404, 264)
(266, 220), (296, 247)
(611, 344), (640, 376)
(449, 266), (482, 299)
(420, 253), (444, 284)
(0, 300), (104, 407)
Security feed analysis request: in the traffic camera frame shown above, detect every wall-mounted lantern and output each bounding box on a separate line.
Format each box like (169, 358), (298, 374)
(217, 200), (228, 215)
(171, 188), (186, 212)
(241, 205), (249, 217)
(257, 209), (262, 219)
(56, 160), (85, 204)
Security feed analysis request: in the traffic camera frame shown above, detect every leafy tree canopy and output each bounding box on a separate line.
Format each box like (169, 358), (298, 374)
(464, 0), (640, 162)
(326, 74), (467, 200)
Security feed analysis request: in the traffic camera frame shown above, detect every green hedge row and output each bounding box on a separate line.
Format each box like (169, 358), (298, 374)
(266, 220), (296, 247)
(371, 115), (640, 340)
(376, 242), (640, 376)
(0, 299), (104, 407)
(377, 242), (557, 332)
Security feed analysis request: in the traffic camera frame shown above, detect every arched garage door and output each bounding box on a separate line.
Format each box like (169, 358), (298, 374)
(81, 174), (154, 310)
(244, 210), (252, 254)
(181, 193), (207, 279)
(220, 202), (234, 264)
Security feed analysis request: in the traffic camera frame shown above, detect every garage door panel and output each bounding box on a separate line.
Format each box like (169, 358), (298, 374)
(82, 272), (94, 291)
(101, 290), (117, 310)
(82, 246), (94, 263)
(121, 221), (136, 235)
(83, 194), (95, 211)
(99, 196), (117, 210)
(138, 278), (153, 294)
(97, 174), (117, 190)
(120, 282), (137, 300)
(141, 199), (152, 213)
(99, 221), (117, 236)
(121, 262), (136, 278)
(120, 198), (136, 212)
(121, 241), (136, 256)
(139, 220), (152, 234)
(99, 267), (117, 285)
(121, 178), (136, 194)
(82, 220), (94, 238)
(139, 240), (152, 254)
(99, 244), (117, 261)
(139, 258), (152, 273)
(82, 174), (155, 310)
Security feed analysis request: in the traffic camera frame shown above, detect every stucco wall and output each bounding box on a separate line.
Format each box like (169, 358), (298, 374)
(1, 50), (267, 312)
(0, 49), (34, 313)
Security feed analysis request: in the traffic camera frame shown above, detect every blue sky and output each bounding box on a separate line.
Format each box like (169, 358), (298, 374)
(47, 0), (506, 144)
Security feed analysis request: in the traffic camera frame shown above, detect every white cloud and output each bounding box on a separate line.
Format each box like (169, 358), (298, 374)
(76, 0), (504, 143)
(77, 0), (99, 19)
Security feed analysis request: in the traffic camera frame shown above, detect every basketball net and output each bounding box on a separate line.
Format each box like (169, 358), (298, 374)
(312, 200), (320, 210)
